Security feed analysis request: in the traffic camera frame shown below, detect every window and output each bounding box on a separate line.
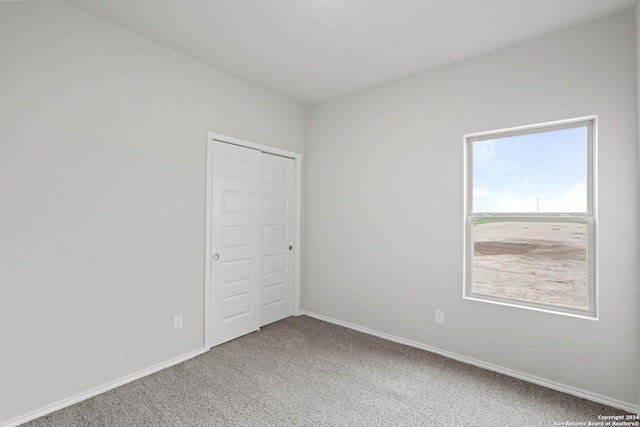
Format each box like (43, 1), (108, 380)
(464, 117), (597, 318)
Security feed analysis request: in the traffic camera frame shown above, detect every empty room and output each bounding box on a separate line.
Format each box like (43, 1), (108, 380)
(1, 0), (640, 426)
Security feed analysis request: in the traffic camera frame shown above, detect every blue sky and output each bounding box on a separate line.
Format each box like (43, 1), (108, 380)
(472, 126), (587, 213)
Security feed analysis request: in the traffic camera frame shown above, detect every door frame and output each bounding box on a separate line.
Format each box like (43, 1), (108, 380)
(204, 131), (302, 349)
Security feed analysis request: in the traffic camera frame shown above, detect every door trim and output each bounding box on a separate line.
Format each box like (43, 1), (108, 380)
(204, 131), (302, 349)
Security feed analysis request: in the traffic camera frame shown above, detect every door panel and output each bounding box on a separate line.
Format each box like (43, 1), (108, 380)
(221, 225), (253, 248)
(221, 292), (252, 320)
(263, 224), (287, 244)
(263, 282), (287, 306)
(264, 194), (288, 214)
(260, 153), (294, 326)
(210, 141), (262, 347)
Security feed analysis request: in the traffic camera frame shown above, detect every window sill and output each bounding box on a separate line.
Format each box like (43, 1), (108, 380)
(463, 292), (598, 320)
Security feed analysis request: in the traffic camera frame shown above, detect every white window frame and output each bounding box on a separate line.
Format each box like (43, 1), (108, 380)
(463, 116), (598, 319)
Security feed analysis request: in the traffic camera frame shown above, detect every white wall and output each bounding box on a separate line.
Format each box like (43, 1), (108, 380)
(636, 0), (640, 410)
(0, 2), (304, 424)
(305, 11), (638, 408)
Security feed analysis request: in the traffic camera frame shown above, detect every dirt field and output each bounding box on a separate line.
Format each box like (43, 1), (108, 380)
(473, 221), (587, 308)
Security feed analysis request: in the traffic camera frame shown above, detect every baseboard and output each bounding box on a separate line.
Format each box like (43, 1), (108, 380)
(1, 348), (208, 427)
(302, 310), (639, 414)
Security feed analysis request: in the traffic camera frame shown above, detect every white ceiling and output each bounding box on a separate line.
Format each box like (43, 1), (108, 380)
(64, 0), (637, 106)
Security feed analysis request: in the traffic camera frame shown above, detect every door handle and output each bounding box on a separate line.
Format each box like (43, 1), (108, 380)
(213, 254), (220, 261)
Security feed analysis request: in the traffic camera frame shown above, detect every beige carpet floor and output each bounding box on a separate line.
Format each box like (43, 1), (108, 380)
(25, 315), (628, 426)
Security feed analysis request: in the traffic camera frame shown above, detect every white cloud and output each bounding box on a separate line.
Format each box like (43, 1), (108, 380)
(539, 182), (587, 213)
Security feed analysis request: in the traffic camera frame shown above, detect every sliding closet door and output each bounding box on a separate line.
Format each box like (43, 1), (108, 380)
(209, 141), (262, 347)
(209, 141), (295, 347)
(260, 153), (294, 326)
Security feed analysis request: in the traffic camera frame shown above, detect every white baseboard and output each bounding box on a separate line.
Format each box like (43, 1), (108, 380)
(1, 348), (207, 427)
(302, 310), (639, 414)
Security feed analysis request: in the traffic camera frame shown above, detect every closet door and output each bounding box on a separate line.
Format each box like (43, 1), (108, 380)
(260, 153), (294, 326)
(209, 141), (262, 347)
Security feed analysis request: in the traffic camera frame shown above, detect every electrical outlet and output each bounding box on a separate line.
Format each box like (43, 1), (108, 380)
(173, 314), (183, 331)
(435, 310), (444, 325)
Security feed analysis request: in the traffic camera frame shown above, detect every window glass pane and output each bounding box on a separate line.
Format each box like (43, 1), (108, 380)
(472, 127), (587, 213)
(472, 220), (588, 309)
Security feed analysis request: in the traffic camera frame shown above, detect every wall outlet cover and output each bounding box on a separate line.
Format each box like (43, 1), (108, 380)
(173, 315), (183, 331)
